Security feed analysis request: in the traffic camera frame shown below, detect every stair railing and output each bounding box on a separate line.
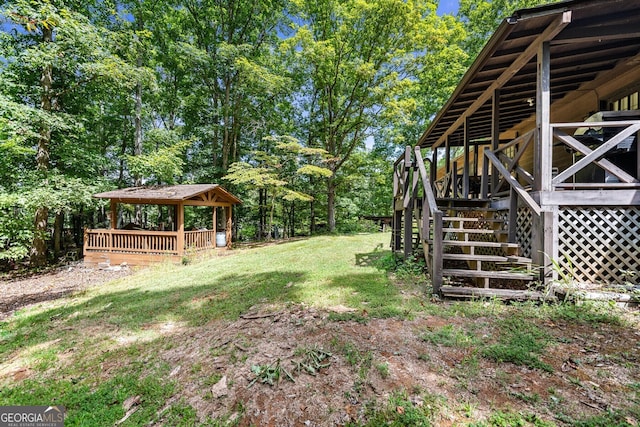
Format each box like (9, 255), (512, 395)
(413, 146), (444, 294)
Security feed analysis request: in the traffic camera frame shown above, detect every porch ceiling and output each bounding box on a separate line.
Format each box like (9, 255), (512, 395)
(93, 184), (242, 206)
(418, 0), (640, 149)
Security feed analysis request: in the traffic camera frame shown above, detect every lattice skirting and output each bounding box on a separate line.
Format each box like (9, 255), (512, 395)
(559, 207), (640, 284)
(516, 207), (533, 258)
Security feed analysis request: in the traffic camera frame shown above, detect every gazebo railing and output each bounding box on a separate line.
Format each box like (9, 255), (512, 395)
(185, 230), (217, 251)
(84, 229), (182, 255)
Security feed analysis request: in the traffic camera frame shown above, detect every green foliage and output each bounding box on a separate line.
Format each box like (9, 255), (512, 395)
(351, 390), (442, 427)
(458, 0), (557, 62)
(421, 325), (478, 348)
(469, 410), (556, 427)
(126, 137), (192, 185)
(481, 317), (553, 372)
(545, 302), (623, 326)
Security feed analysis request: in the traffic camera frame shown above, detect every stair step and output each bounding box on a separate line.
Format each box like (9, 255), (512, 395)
(442, 217), (504, 222)
(443, 253), (532, 264)
(438, 206), (500, 212)
(443, 268), (535, 280)
(428, 240), (519, 249)
(442, 228), (498, 234)
(440, 286), (553, 301)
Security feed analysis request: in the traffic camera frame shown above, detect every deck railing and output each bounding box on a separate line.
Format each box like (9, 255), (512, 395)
(550, 121), (640, 189)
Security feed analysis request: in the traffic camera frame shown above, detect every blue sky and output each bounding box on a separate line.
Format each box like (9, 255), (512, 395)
(437, 0), (460, 15)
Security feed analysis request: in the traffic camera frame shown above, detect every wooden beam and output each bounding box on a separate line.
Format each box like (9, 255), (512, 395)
(433, 11), (572, 149)
(538, 189), (640, 206)
(183, 201), (233, 207)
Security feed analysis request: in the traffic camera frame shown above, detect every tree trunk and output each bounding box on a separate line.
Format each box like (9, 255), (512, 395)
(327, 176), (337, 232)
(309, 176), (316, 235)
(134, 13), (144, 223)
(30, 26), (53, 267)
(53, 211), (64, 260)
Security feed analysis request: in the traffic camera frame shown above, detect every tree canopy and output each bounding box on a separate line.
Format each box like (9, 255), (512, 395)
(0, 0), (555, 265)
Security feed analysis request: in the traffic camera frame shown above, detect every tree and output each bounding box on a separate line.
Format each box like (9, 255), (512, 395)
(224, 136), (331, 239)
(284, 0), (448, 231)
(0, 0), (137, 265)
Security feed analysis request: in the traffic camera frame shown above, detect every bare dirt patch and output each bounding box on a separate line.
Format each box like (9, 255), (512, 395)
(155, 304), (640, 426)
(0, 262), (133, 320)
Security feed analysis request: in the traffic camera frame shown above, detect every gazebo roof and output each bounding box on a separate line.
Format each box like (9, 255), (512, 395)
(93, 184), (242, 205)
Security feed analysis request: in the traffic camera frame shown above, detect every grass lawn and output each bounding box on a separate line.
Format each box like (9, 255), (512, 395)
(1, 233), (639, 426)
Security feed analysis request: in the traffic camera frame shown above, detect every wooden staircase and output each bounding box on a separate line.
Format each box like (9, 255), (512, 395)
(392, 145), (549, 301)
(421, 200), (545, 300)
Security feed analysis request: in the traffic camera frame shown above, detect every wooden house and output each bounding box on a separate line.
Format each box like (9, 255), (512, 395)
(84, 184), (241, 266)
(392, 0), (640, 299)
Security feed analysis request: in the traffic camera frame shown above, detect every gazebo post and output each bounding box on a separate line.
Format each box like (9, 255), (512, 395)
(226, 205), (232, 249)
(110, 200), (117, 230)
(213, 206), (217, 245)
(177, 202), (185, 256)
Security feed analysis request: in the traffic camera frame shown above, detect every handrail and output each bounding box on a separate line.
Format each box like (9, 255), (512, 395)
(484, 149), (542, 216)
(414, 146), (441, 215)
(413, 146), (443, 294)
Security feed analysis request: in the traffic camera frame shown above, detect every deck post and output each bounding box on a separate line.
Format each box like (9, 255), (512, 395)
(531, 209), (557, 283)
(452, 161), (458, 199)
(535, 41), (552, 192)
(430, 147), (437, 185)
(432, 210), (443, 294)
(508, 187), (518, 243)
(445, 136), (451, 174)
(403, 146), (413, 259)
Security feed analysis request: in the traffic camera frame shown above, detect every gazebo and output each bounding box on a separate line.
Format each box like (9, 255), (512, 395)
(84, 184), (241, 266)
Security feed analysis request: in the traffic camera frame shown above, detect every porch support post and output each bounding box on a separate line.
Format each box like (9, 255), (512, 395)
(177, 202), (185, 256)
(492, 89), (500, 195)
(110, 200), (117, 229)
(452, 161), (459, 199)
(535, 41), (552, 193)
(430, 147), (438, 185)
(463, 117), (470, 198)
(508, 187), (518, 243)
(226, 205), (232, 249)
(445, 136), (451, 173)
(403, 146), (413, 259)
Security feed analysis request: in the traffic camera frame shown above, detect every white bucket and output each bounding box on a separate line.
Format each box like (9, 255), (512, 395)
(216, 231), (227, 247)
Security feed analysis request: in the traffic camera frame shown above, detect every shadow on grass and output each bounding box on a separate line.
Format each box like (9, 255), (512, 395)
(324, 272), (407, 319)
(354, 246), (390, 268)
(0, 270), (307, 359)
